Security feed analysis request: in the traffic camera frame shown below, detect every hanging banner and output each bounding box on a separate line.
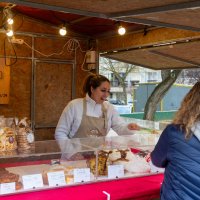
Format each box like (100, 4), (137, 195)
(0, 58), (10, 104)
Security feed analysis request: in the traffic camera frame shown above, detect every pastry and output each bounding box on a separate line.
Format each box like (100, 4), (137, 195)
(87, 150), (111, 176)
(0, 170), (19, 184)
(108, 148), (151, 173)
(0, 127), (17, 151)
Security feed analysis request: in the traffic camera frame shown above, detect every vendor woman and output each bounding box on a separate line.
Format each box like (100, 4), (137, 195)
(55, 73), (139, 140)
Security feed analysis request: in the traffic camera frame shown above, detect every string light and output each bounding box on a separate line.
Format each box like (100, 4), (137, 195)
(7, 17), (14, 25)
(6, 30), (14, 37)
(115, 21), (126, 36)
(59, 26), (67, 36)
(118, 25), (126, 35)
(3, 6), (15, 37)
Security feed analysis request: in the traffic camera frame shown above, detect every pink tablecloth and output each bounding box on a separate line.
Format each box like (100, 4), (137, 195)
(2, 174), (163, 200)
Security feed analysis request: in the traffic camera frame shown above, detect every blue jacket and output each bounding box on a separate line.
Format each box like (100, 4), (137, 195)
(151, 124), (200, 200)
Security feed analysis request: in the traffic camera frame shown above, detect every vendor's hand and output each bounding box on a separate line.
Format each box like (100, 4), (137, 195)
(127, 123), (140, 130)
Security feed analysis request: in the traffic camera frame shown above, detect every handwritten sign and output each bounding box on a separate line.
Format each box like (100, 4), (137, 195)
(47, 171), (66, 187)
(108, 165), (124, 179)
(74, 168), (90, 183)
(22, 174), (43, 189)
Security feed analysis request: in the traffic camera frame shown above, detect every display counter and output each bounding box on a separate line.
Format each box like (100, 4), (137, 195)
(0, 134), (163, 199)
(1, 173), (163, 200)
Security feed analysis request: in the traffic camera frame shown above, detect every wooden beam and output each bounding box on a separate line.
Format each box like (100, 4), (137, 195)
(109, 1), (200, 18)
(98, 28), (200, 52)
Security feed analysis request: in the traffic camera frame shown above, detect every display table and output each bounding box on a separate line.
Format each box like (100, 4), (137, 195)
(2, 174), (163, 200)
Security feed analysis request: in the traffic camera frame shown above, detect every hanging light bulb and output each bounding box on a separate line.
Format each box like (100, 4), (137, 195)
(59, 26), (67, 36)
(4, 6), (14, 25)
(6, 29), (14, 37)
(7, 17), (14, 25)
(118, 25), (126, 35)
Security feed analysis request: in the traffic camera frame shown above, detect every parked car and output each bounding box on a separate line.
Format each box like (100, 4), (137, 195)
(109, 99), (125, 105)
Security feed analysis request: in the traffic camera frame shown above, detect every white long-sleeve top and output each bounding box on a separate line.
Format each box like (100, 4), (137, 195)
(55, 94), (133, 140)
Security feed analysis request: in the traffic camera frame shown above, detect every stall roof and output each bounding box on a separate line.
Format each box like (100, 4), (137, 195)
(1, 0), (200, 70)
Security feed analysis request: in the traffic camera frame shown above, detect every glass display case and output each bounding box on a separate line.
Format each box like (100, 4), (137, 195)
(0, 133), (163, 196)
(122, 117), (166, 132)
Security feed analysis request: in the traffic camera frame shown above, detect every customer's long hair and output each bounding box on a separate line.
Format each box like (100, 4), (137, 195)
(173, 81), (200, 139)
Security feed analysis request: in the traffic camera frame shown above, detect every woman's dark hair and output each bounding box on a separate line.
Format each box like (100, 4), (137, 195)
(82, 73), (110, 96)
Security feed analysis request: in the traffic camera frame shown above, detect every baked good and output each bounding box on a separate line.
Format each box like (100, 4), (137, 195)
(0, 172), (19, 183)
(0, 167), (23, 190)
(108, 148), (151, 173)
(87, 150), (111, 176)
(15, 181), (23, 190)
(0, 167), (7, 173)
(17, 128), (34, 151)
(15, 118), (35, 153)
(0, 127), (17, 151)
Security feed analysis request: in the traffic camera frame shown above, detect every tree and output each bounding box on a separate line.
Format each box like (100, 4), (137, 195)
(143, 69), (182, 120)
(176, 68), (200, 85)
(100, 57), (136, 104)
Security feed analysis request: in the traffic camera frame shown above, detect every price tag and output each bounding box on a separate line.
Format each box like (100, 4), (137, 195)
(74, 168), (90, 183)
(0, 182), (15, 194)
(108, 165), (124, 179)
(47, 171), (66, 187)
(22, 174), (43, 189)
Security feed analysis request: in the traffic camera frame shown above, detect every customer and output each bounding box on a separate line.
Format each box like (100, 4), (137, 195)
(55, 73), (139, 140)
(151, 81), (200, 200)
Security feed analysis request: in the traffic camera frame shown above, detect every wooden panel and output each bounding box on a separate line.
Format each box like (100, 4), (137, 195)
(24, 0), (190, 14)
(98, 28), (200, 52)
(0, 58), (10, 104)
(34, 61), (73, 126)
(75, 49), (91, 98)
(13, 14), (58, 35)
(0, 59), (32, 118)
(34, 128), (55, 141)
(9, 35), (32, 58)
(136, 8), (200, 29)
(106, 49), (195, 70)
(34, 37), (75, 59)
(0, 35), (32, 58)
(150, 41), (200, 65)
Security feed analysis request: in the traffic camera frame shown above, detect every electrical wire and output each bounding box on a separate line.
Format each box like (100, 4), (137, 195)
(0, 4), (16, 29)
(23, 38), (86, 57)
(81, 52), (90, 72)
(23, 37), (94, 72)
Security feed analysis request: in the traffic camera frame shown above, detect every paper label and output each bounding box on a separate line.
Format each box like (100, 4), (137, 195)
(47, 171), (66, 186)
(0, 182), (15, 194)
(22, 174), (43, 189)
(74, 168), (90, 183)
(108, 165), (124, 179)
(27, 132), (34, 143)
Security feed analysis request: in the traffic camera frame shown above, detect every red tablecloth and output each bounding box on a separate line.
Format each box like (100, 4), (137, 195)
(1, 174), (163, 200)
